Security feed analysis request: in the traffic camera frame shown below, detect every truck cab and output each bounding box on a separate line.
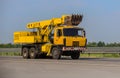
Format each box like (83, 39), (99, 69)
(50, 26), (87, 59)
(54, 26), (86, 46)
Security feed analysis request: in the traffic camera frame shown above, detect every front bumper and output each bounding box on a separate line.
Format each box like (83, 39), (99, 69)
(62, 47), (86, 51)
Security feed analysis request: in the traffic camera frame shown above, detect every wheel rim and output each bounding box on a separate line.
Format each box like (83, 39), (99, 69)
(23, 51), (27, 57)
(52, 48), (61, 59)
(30, 50), (34, 57)
(30, 47), (36, 59)
(22, 48), (28, 59)
(54, 49), (59, 57)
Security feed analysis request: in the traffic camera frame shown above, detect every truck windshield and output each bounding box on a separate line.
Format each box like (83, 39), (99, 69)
(63, 28), (84, 36)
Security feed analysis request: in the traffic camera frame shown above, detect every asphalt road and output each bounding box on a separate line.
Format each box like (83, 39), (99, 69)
(0, 56), (120, 78)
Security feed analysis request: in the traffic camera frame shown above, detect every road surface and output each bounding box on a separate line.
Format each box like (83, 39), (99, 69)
(0, 56), (120, 78)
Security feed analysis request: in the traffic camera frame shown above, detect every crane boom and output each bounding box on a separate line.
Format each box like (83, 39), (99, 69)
(27, 15), (83, 29)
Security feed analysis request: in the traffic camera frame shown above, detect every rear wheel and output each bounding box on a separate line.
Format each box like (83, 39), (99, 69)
(22, 47), (29, 59)
(52, 47), (61, 59)
(29, 47), (37, 59)
(71, 51), (80, 59)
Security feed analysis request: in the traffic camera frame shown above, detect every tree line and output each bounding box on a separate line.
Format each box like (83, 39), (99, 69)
(0, 41), (120, 48)
(0, 43), (21, 48)
(87, 41), (120, 47)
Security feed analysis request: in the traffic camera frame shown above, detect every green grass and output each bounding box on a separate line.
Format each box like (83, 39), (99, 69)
(0, 52), (21, 56)
(81, 53), (103, 58)
(81, 53), (120, 58)
(0, 52), (120, 58)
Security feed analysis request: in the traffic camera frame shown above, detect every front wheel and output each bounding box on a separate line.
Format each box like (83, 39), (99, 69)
(71, 51), (80, 59)
(52, 47), (61, 59)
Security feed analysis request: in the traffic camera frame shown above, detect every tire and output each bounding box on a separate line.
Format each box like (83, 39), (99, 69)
(22, 47), (29, 59)
(52, 47), (61, 59)
(71, 51), (80, 59)
(29, 47), (37, 59)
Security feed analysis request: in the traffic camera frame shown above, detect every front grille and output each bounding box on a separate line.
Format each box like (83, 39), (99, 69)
(73, 41), (79, 47)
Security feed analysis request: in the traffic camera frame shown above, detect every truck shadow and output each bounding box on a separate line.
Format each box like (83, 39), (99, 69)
(61, 57), (102, 60)
(37, 56), (102, 61)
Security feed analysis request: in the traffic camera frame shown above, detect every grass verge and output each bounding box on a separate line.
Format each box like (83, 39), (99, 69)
(0, 52), (21, 56)
(81, 53), (120, 58)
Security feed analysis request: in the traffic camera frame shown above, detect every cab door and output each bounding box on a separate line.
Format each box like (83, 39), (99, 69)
(54, 29), (64, 45)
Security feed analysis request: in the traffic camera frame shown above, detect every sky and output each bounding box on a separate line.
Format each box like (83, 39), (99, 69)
(0, 0), (120, 43)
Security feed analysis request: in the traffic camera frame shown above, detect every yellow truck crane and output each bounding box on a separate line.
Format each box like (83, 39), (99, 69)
(14, 14), (87, 59)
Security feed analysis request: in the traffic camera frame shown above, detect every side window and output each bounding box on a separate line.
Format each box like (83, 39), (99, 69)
(51, 29), (54, 36)
(57, 29), (62, 37)
(78, 30), (82, 36)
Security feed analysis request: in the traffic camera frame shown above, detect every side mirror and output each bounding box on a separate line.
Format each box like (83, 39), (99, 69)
(83, 30), (86, 37)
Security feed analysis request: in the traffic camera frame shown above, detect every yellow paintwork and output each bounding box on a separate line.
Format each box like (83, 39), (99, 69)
(53, 27), (64, 45)
(41, 43), (53, 56)
(65, 37), (86, 46)
(54, 36), (64, 45)
(14, 31), (41, 43)
(54, 36), (86, 47)
(53, 26), (86, 46)
(27, 15), (69, 29)
(13, 14), (87, 56)
(14, 15), (72, 44)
